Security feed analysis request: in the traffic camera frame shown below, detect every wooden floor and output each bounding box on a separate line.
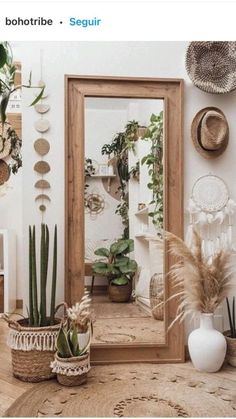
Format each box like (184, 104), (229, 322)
(1, 316), (236, 417)
(0, 318), (34, 416)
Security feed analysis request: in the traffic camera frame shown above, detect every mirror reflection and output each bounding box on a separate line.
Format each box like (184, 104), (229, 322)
(84, 98), (164, 345)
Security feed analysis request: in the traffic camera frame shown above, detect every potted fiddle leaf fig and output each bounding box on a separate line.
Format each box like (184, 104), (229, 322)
(93, 239), (138, 302)
(51, 293), (92, 387)
(224, 297), (236, 367)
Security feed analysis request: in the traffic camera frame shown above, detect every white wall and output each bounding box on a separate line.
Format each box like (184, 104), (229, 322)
(4, 41), (236, 332)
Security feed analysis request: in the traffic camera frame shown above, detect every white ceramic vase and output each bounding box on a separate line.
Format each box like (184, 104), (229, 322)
(188, 313), (226, 373)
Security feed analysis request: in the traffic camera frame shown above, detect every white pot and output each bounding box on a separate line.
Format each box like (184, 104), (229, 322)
(188, 313), (226, 373)
(77, 330), (90, 351)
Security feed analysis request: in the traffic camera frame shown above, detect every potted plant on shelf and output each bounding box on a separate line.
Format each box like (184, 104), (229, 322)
(51, 293), (92, 387)
(92, 239), (138, 303)
(159, 229), (232, 373)
(224, 297), (236, 367)
(2, 224), (62, 382)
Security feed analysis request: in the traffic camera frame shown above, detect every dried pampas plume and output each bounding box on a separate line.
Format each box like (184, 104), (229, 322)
(155, 230), (233, 328)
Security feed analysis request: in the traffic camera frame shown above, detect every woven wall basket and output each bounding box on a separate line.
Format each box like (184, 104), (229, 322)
(150, 273), (164, 321)
(3, 314), (62, 383)
(51, 352), (90, 387)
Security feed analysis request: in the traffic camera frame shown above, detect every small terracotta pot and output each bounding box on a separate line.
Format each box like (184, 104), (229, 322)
(224, 331), (236, 367)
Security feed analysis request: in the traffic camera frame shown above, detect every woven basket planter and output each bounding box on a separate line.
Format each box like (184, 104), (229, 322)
(51, 352), (90, 386)
(224, 332), (236, 367)
(150, 273), (164, 321)
(3, 312), (63, 382)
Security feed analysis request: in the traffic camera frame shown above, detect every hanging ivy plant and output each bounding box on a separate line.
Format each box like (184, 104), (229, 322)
(141, 112), (164, 233)
(102, 120), (140, 238)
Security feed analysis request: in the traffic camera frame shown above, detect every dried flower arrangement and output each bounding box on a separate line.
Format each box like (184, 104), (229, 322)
(66, 291), (92, 334)
(161, 229), (233, 326)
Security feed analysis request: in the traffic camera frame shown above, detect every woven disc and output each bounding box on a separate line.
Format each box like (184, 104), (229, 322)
(34, 119), (50, 133)
(35, 194), (51, 202)
(39, 204), (46, 212)
(0, 160), (10, 185)
(34, 138), (50, 156)
(34, 104), (50, 114)
(34, 179), (51, 189)
(34, 161), (50, 174)
(5, 364), (236, 417)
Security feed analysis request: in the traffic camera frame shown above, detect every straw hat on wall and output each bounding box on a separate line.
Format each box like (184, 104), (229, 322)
(191, 107), (229, 159)
(186, 42), (236, 94)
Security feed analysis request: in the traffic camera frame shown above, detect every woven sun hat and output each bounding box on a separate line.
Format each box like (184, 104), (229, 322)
(191, 107), (229, 159)
(186, 42), (236, 94)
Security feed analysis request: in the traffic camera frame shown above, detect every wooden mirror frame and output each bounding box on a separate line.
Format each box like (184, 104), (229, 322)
(65, 75), (184, 364)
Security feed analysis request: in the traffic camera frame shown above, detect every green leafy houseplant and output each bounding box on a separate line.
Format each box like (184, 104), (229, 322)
(141, 112), (164, 233)
(28, 224), (58, 327)
(56, 294), (91, 359)
(92, 239), (138, 287)
(102, 121), (140, 238)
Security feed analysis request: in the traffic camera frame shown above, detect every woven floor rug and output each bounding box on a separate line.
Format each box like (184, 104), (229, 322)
(5, 363), (236, 417)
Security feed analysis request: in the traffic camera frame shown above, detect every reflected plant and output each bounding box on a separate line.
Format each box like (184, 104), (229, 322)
(141, 112), (164, 233)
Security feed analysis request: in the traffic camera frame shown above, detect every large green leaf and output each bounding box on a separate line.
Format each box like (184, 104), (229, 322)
(68, 327), (80, 357)
(110, 240), (129, 255)
(119, 260), (137, 274)
(111, 276), (129, 286)
(92, 261), (110, 274)
(122, 239), (134, 254)
(114, 256), (129, 267)
(0, 44), (7, 69)
(0, 91), (11, 124)
(56, 325), (73, 358)
(94, 247), (109, 258)
(30, 87), (45, 107)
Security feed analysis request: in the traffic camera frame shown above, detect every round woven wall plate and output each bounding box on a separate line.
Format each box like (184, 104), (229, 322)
(34, 161), (51, 174)
(35, 194), (51, 202)
(192, 174), (229, 212)
(34, 138), (50, 156)
(34, 179), (51, 189)
(34, 119), (50, 133)
(0, 160), (10, 185)
(186, 42), (236, 94)
(34, 104), (50, 114)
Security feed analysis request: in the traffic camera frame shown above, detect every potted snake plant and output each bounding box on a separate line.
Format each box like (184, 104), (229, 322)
(93, 239), (138, 302)
(2, 224), (62, 382)
(51, 293), (92, 386)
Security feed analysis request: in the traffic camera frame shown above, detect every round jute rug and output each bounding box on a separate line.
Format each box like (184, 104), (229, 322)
(5, 363), (236, 417)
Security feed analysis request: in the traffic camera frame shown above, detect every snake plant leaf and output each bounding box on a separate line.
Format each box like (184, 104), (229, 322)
(0, 91), (11, 124)
(111, 276), (129, 286)
(56, 325), (73, 358)
(68, 327), (80, 357)
(94, 248), (109, 258)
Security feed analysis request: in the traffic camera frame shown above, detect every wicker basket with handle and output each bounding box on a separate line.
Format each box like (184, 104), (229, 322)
(51, 352), (90, 386)
(2, 302), (67, 382)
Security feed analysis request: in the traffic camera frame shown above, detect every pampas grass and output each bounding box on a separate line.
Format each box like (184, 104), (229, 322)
(164, 230), (233, 324)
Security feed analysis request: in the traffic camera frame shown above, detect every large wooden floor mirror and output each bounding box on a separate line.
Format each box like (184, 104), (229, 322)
(65, 75), (184, 363)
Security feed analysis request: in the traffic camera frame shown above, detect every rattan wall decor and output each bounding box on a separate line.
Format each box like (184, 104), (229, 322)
(33, 50), (51, 217)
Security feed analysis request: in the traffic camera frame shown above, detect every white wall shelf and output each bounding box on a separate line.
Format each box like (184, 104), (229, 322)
(90, 174), (116, 178)
(0, 230), (16, 314)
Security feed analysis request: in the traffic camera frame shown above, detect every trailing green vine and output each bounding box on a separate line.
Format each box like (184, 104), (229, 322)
(102, 120), (140, 238)
(141, 112), (164, 233)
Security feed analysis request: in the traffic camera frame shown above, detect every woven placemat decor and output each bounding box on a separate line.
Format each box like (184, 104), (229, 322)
(5, 363), (236, 417)
(34, 138), (50, 156)
(0, 160), (10, 185)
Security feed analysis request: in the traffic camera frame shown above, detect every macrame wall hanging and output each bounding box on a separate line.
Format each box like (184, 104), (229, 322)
(186, 174), (236, 258)
(33, 50), (51, 219)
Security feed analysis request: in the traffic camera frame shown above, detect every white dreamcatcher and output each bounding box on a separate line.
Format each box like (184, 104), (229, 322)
(186, 174), (236, 257)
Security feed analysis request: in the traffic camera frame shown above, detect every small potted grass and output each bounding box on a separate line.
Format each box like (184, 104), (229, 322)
(51, 292), (92, 386)
(224, 297), (236, 367)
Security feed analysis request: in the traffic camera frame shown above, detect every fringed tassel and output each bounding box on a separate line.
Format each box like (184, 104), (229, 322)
(8, 330), (58, 352)
(50, 359), (91, 376)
